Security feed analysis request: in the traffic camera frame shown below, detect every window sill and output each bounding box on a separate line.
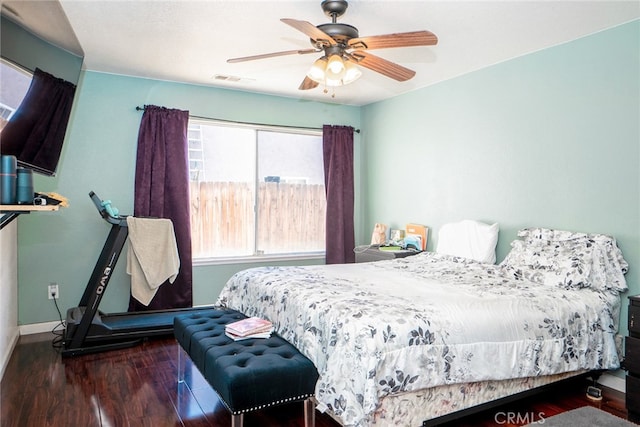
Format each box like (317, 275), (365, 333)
(193, 252), (326, 266)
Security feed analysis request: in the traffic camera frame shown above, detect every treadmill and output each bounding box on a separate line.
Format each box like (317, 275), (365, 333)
(63, 191), (211, 357)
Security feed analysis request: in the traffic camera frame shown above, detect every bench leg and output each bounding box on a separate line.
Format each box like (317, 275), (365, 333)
(177, 343), (185, 384)
(304, 398), (315, 427)
(231, 413), (244, 427)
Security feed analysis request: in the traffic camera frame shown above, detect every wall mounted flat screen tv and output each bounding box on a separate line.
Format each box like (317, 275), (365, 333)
(0, 12), (83, 176)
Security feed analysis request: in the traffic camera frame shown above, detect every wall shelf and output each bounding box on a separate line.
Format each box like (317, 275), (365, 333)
(0, 204), (60, 230)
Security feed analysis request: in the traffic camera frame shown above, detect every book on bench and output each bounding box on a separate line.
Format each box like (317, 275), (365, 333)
(225, 329), (274, 341)
(225, 317), (273, 340)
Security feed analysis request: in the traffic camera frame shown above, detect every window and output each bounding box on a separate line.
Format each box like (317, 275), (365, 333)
(0, 103), (16, 121)
(188, 120), (326, 261)
(0, 59), (32, 131)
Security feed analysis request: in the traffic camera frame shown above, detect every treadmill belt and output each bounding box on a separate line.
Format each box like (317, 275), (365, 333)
(103, 311), (181, 331)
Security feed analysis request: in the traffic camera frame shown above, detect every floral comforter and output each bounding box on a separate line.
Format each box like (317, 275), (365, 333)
(217, 252), (623, 427)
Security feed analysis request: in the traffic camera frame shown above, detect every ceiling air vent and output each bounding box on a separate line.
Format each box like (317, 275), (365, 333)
(213, 74), (252, 83)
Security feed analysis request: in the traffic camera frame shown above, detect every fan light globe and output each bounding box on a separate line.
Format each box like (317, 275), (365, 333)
(343, 60), (362, 84)
(327, 54), (345, 74)
(325, 55), (346, 85)
(307, 57), (328, 82)
(324, 76), (342, 87)
(325, 67), (345, 82)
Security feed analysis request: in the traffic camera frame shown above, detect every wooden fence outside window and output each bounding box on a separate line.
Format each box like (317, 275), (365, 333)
(190, 181), (326, 257)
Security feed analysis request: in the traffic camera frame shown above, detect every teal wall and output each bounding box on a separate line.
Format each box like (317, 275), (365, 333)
(361, 21), (639, 344)
(0, 16), (83, 84)
(19, 73), (361, 324)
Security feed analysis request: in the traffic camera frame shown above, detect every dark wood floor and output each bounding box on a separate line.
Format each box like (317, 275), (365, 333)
(0, 332), (633, 427)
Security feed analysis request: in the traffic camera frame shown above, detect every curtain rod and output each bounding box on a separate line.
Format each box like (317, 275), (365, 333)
(135, 106), (360, 133)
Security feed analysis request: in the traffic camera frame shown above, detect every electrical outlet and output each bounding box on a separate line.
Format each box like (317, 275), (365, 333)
(48, 283), (59, 300)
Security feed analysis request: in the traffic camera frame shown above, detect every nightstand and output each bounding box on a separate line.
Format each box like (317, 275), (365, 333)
(626, 295), (640, 423)
(354, 245), (420, 263)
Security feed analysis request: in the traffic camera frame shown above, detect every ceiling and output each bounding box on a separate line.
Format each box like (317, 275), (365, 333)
(2, 1), (639, 106)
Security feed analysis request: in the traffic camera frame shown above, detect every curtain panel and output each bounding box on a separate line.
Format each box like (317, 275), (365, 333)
(129, 105), (193, 311)
(323, 124), (355, 264)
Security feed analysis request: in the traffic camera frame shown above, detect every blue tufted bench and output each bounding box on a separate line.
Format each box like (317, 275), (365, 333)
(174, 308), (319, 427)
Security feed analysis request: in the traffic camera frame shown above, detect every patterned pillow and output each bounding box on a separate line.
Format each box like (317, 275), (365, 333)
(586, 234), (628, 293)
(500, 238), (593, 289)
(518, 227), (592, 243)
(501, 228), (628, 292)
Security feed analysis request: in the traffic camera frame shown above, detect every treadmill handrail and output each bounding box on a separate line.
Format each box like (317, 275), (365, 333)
(89, 191), (127, 226)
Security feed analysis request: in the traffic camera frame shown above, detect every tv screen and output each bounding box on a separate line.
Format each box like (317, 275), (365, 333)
(1, 66), (76, 176)
(0, 12), (83, 176)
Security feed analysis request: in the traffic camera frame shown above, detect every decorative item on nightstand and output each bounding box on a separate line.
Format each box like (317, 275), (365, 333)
(370, 223), (387, 245)
(389, 229), (405, 246)
(405, 223), (428, 251)
(625, 295), (640, 423)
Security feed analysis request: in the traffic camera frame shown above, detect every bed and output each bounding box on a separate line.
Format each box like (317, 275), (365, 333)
(217, 227), (629, 426)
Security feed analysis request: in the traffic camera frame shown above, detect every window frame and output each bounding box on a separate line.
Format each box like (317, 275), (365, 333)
(188, 118), (326, 266)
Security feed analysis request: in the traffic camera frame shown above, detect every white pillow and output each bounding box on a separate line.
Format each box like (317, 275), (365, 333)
(435, 220), (499, 264)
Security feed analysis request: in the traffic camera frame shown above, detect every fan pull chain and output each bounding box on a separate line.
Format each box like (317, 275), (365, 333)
(322, 86), (336, 98)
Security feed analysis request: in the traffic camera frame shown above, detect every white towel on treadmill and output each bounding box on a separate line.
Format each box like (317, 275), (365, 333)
(126, 216), (180, 306)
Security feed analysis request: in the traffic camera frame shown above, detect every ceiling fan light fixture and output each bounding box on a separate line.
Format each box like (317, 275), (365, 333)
(324, 76), (343, 87)
(307, 54), (362, 87)
(325, 55), (347, 86)
(342, 60), (362, 84)
(325, 67), (345, 83)
(307, 57), (328, 82)
(327, 53), (345, 74)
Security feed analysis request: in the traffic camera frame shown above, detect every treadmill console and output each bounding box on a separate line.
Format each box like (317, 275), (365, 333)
(89, 191), (126, 225)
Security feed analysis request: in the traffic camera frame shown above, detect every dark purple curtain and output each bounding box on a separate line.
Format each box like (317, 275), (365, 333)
(0, 68), (76, 175)
(128, 105), (193, 311)
(323, 125), (355, 264)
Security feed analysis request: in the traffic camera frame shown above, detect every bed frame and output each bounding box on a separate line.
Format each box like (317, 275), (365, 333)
(420, 370), (600, 426)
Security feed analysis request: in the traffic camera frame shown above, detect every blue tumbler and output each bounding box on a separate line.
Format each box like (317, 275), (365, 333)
(1, 155), (17, 205)
(16, 168), (34, 204)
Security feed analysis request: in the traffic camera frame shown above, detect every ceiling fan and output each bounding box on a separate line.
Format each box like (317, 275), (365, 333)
(227, 0), (438, 91)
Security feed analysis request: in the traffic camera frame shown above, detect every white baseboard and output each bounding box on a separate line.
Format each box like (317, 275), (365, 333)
(599, 372), (626, 393)
(19, 321), (61, 336)
(2, 322), (59, 381)
(0, 329), (20, 382)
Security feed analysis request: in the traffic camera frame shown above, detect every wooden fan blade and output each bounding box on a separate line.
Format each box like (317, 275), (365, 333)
(348, 30), (438, 50)
(227, 48), (319, 63)
(298, 76), (320, 91)
(350, 51), (416, 82)
(281, 18), (336, 46)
